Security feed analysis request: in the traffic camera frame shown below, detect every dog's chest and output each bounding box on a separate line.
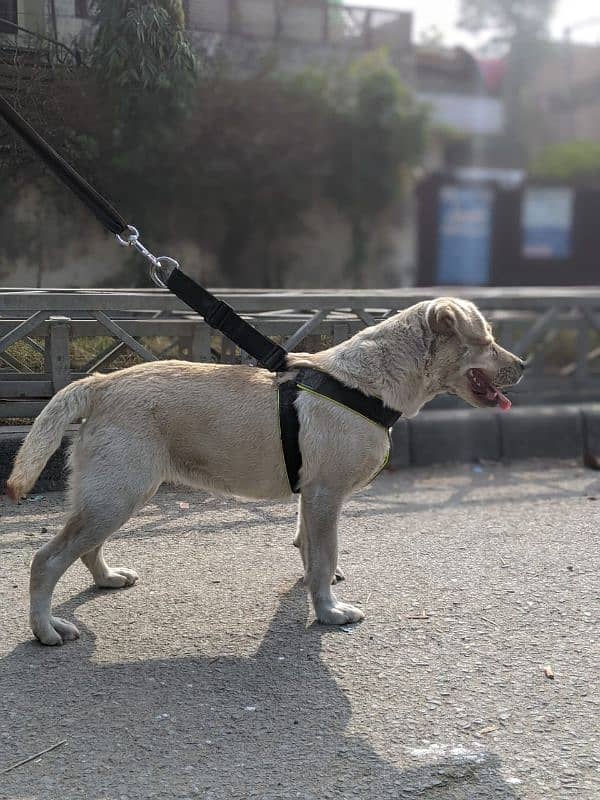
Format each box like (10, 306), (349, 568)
(295, 392), (391, 492)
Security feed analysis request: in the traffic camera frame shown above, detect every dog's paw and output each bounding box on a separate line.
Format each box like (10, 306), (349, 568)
(95, 567), (139, 589)
(317, 602), (364, 626)
(31, 616), (80, 646)
(331, 566), (346, 585)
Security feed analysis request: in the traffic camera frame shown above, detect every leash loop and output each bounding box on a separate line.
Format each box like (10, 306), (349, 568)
(115, 224), (140, 247)
(153, 257), (179, 289)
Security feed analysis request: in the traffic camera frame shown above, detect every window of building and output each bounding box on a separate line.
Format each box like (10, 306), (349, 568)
(75, 0), (89, 19)
(521, 187), (574, 260)
(0, 0), (18, 33)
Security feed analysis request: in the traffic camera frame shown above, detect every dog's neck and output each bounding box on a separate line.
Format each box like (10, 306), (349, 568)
(286, 310), (440, 419)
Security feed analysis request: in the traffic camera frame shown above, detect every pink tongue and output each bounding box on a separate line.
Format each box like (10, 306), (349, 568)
(485, 387), (511, 411)
(497, 392), (512, 411)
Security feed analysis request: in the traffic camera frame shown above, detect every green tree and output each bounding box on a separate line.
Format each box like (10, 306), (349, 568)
(91, 0), (196, 92)
(313, 52), (427, 285)
(85, 0), (199, 249)
(185, 79), (333, 286)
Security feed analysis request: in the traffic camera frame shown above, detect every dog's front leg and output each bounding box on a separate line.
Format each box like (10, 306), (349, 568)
(299, 487), (364, 625)
(294, 513), (345, 584)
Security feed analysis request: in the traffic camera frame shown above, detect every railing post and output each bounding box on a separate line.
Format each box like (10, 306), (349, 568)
(48, 316), (71, 392)
(221, 334), (236, 363)
(333, 322), (350, 345)
(191, 324), (212, 362)
(229, 0), (239, 34)
(322, 1), (330, 43)
(44, 330), (52, 374)
(363, 8), (373, 48)
(274, 0), (283, 40)
(575, 307), (589, 386)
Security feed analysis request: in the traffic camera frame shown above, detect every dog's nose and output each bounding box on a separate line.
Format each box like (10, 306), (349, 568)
(517, 358), (527, 371)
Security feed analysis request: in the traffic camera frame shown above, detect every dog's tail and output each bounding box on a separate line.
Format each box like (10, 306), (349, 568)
(6, 377), (95, 501)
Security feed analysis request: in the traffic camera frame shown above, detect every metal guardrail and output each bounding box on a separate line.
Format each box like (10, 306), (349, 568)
(2, 287), (600, 418)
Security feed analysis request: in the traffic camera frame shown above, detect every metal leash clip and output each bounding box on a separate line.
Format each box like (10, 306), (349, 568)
(116, 225), (178, 289)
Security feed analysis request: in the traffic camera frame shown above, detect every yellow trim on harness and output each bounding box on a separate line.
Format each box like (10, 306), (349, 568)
(297, 384), (392, 484)
(367, 430), (392, 484)
(297, 384), (390, 429)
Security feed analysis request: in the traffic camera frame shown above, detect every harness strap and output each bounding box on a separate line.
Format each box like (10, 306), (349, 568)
(278, 378), (303, 493)
(295, 368), (401, 429)
(279, 368), (401, 493)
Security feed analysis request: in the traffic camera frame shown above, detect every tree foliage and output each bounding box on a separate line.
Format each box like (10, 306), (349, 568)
(326, 52), (425, 216)
(94, 47), (427, 285)
(91, 0), (196, 92)
(531, 141), (600, 182)
(291, 52), (427, 282)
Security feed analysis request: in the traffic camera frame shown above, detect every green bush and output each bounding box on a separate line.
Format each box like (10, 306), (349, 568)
(531, 141), (600, 182)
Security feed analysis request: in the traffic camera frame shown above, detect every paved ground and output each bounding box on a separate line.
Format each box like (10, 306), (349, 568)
(0, 461), (599, 800)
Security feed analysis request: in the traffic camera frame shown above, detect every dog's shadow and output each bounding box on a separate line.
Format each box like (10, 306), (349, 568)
(1, 582), (521, 799)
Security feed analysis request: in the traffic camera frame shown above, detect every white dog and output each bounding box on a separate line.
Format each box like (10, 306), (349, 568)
(7, 297), (524, 645)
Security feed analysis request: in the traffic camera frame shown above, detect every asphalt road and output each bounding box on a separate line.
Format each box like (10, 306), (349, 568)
(0, 461), (599, 800)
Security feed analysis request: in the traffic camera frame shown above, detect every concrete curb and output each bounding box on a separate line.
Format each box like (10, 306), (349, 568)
(1, 405), (598, 493)
(0, 426), (76, 494)
(389, 403), (599, 468)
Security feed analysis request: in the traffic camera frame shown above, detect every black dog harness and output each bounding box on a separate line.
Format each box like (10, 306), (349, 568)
(278, 368), (401, 493)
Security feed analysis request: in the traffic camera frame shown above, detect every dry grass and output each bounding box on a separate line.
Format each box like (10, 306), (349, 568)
(3, 336), (181, 373)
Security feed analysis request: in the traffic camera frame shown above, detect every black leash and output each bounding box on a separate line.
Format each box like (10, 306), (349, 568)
(0, 93), (289, 373)
(166, 269), (287, 373)
(0, 94), (128, 236)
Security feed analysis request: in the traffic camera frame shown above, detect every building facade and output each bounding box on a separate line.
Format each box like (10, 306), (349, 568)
(1, 1), (413, 76)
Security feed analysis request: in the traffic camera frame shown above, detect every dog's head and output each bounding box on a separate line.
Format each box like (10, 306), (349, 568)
(424, 297), (524, 411)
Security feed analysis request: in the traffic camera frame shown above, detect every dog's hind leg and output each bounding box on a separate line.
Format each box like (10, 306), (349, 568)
(29, 496), (145, 646)
(78, 483), (160, 592)
(30, 491), (153, 646)
(81, 545), (139, 589)
(30, 435), (162, 645)
(299, 487), (363, 625)
(29, 513), (90, 645)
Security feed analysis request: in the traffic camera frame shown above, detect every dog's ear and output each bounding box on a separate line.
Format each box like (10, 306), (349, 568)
(426, 298), (491, 343)
(426, 298), (469, 337)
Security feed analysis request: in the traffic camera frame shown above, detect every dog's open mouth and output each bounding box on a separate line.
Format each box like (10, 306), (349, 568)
(468, 368), (512, 411)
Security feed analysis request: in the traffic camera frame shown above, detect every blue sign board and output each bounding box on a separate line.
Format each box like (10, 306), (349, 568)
(436, 185), (493, 285)
(522, 187), (573, 260)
